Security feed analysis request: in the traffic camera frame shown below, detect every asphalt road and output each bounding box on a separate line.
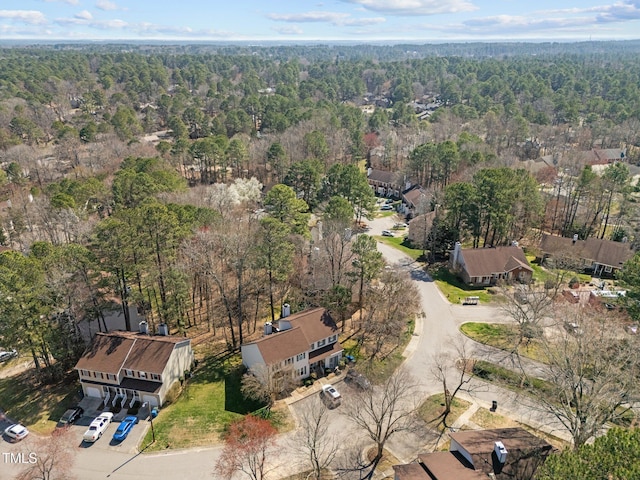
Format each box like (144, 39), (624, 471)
(1, 210), (572, 480)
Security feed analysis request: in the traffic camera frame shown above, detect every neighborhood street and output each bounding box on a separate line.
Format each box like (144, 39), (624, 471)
(1, 212), (572, 480)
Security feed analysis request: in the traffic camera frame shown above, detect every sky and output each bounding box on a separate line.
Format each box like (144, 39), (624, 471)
(2, 0), (640, 43)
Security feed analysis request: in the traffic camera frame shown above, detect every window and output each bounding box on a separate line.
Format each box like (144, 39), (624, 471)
(605, 265), (613, 273)
(124, 369), (132, 377)
(296, 353), (306, 361)
(329, 335), (337, 343)
(285, 358), (293, 366)
(151, 373), (160, 381)
(139, 372), (147, 379)
(81, 370), (89, 377)
(317, 339), (326, 348)
(310, 343), (315, 350)
(106, 374), (115, 381)
(99, 372), (104, 379)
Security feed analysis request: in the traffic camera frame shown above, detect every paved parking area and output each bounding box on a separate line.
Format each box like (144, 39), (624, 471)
(70, 411), (151, 454)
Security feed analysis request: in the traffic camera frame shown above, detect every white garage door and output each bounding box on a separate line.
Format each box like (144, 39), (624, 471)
(85, 386), (102, 398)
(142, 395), (158, 407)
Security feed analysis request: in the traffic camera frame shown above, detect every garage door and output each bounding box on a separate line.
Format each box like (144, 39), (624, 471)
(142, 395), (158, 407)
(85, 386), (102, 398)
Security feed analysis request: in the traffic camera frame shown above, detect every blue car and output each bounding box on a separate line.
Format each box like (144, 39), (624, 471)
(112, 416), (138, 442)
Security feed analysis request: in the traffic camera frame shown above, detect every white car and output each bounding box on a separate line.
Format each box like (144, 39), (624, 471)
(82, 412), (114, 443)
(4, 424), (29, 442)
(381, 230), (394, 237)
(322, 384), (341, 402)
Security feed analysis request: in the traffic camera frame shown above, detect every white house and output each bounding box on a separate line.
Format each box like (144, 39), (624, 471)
(241, 307), (343, 384)
(74, 324), (194, 408)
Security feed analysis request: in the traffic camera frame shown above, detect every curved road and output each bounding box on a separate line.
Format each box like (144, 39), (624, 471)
(1, 213), (568, 480)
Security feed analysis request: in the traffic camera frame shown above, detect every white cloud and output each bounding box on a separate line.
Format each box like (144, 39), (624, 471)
(267, 11), (385, 27)
(340, 0), (478, 15)
(273, 25), (304, 35)
(74, 10), (93, 20)
(0, 10), (47, 25)
(96, 0), (118, 11)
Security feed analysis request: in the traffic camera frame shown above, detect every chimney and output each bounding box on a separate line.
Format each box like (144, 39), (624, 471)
(452, 242), (462, 267)
(158, 323), (169, 336)
(367, 167), (372, 177)
(494, 441), (508, 464)
(281, 303), (291, 318)
(264, 322), (273, 336)
(511, 240), (519, 247)
(573, 233), (578, 244)
(139, 320), (149, 335)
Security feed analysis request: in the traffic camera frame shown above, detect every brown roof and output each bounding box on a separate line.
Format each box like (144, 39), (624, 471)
(75, 334), (135, 375)
(540, 234), (634, 268)
(246, 327), (310, 365)
(392, 462), (432, 480)
(418, 452), (485, 480)
(75, 331), (187, 375)
(460, 246), (533, 277)
(449, 428), (552, 478)
(287, 307), (339, 343)
(403, 186), (427, 207)
(244, 308), (341, 365)
(368, 169), (403, 185)
(121, 337), (176, 374)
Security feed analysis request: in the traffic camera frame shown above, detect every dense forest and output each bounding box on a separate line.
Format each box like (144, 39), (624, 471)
(0, 42), (639, 381)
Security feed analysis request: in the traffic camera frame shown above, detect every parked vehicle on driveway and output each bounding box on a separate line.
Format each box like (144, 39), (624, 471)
(112, 416), (138, 442)
(83, 412), (114, 443)
(0, 349), (17, 362)
(58, 406), (84, 427)
(321, 384), (342, 408)
(380, 205), (393, 211)
(4, 424), (29, 442)
(381, 230), (394, 237)
(345, 370), (371, 390)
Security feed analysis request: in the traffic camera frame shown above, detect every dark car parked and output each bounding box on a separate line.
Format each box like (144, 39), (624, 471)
(345, 369), (371, 390)
(58, 406), (84, 427)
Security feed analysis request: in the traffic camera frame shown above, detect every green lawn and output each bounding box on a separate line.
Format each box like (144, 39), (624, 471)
(526, 255), (591, 285)
(418, 393), (472, 432)
(374, 210), (395, 218)
(430, 266), (496, 304)
(0, 368), (80, 434)
(141, 355), (264, 451)
(460, 322), (547, 362)
(374, 235), (424, 261)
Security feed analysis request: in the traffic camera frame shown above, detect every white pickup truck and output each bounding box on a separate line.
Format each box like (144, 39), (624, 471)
(82, 412), (114, 443)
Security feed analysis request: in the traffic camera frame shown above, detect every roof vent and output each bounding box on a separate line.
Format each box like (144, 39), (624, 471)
(494, 441), (508, 464)
(139, 321), (149, 335)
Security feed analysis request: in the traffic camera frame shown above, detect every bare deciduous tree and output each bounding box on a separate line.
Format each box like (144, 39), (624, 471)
(529, 305), (640, 449)
(430, 338), (477, 431)
(357, 269), (420, 361)
(241, 363), (296, 406)
(15, 427), (76, 480)
(340, 369), (419, 479)
(291, 397), (339, 480)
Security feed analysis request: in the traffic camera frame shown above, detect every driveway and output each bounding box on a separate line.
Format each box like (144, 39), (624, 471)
(1, 214), (572, 480)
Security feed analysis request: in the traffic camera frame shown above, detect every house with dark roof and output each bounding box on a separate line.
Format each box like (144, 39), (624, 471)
(539, 233), (634, 277)
(367, 168), (406, 198)
(401, 185), (429, 216)
(74, 324), (194, 408)
(393, 428), (552, 480)
(450, 242), (533, 286)
(241, 307), (343, 384)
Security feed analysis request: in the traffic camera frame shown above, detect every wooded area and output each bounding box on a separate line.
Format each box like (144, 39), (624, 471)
(0, 42), (639, 385)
